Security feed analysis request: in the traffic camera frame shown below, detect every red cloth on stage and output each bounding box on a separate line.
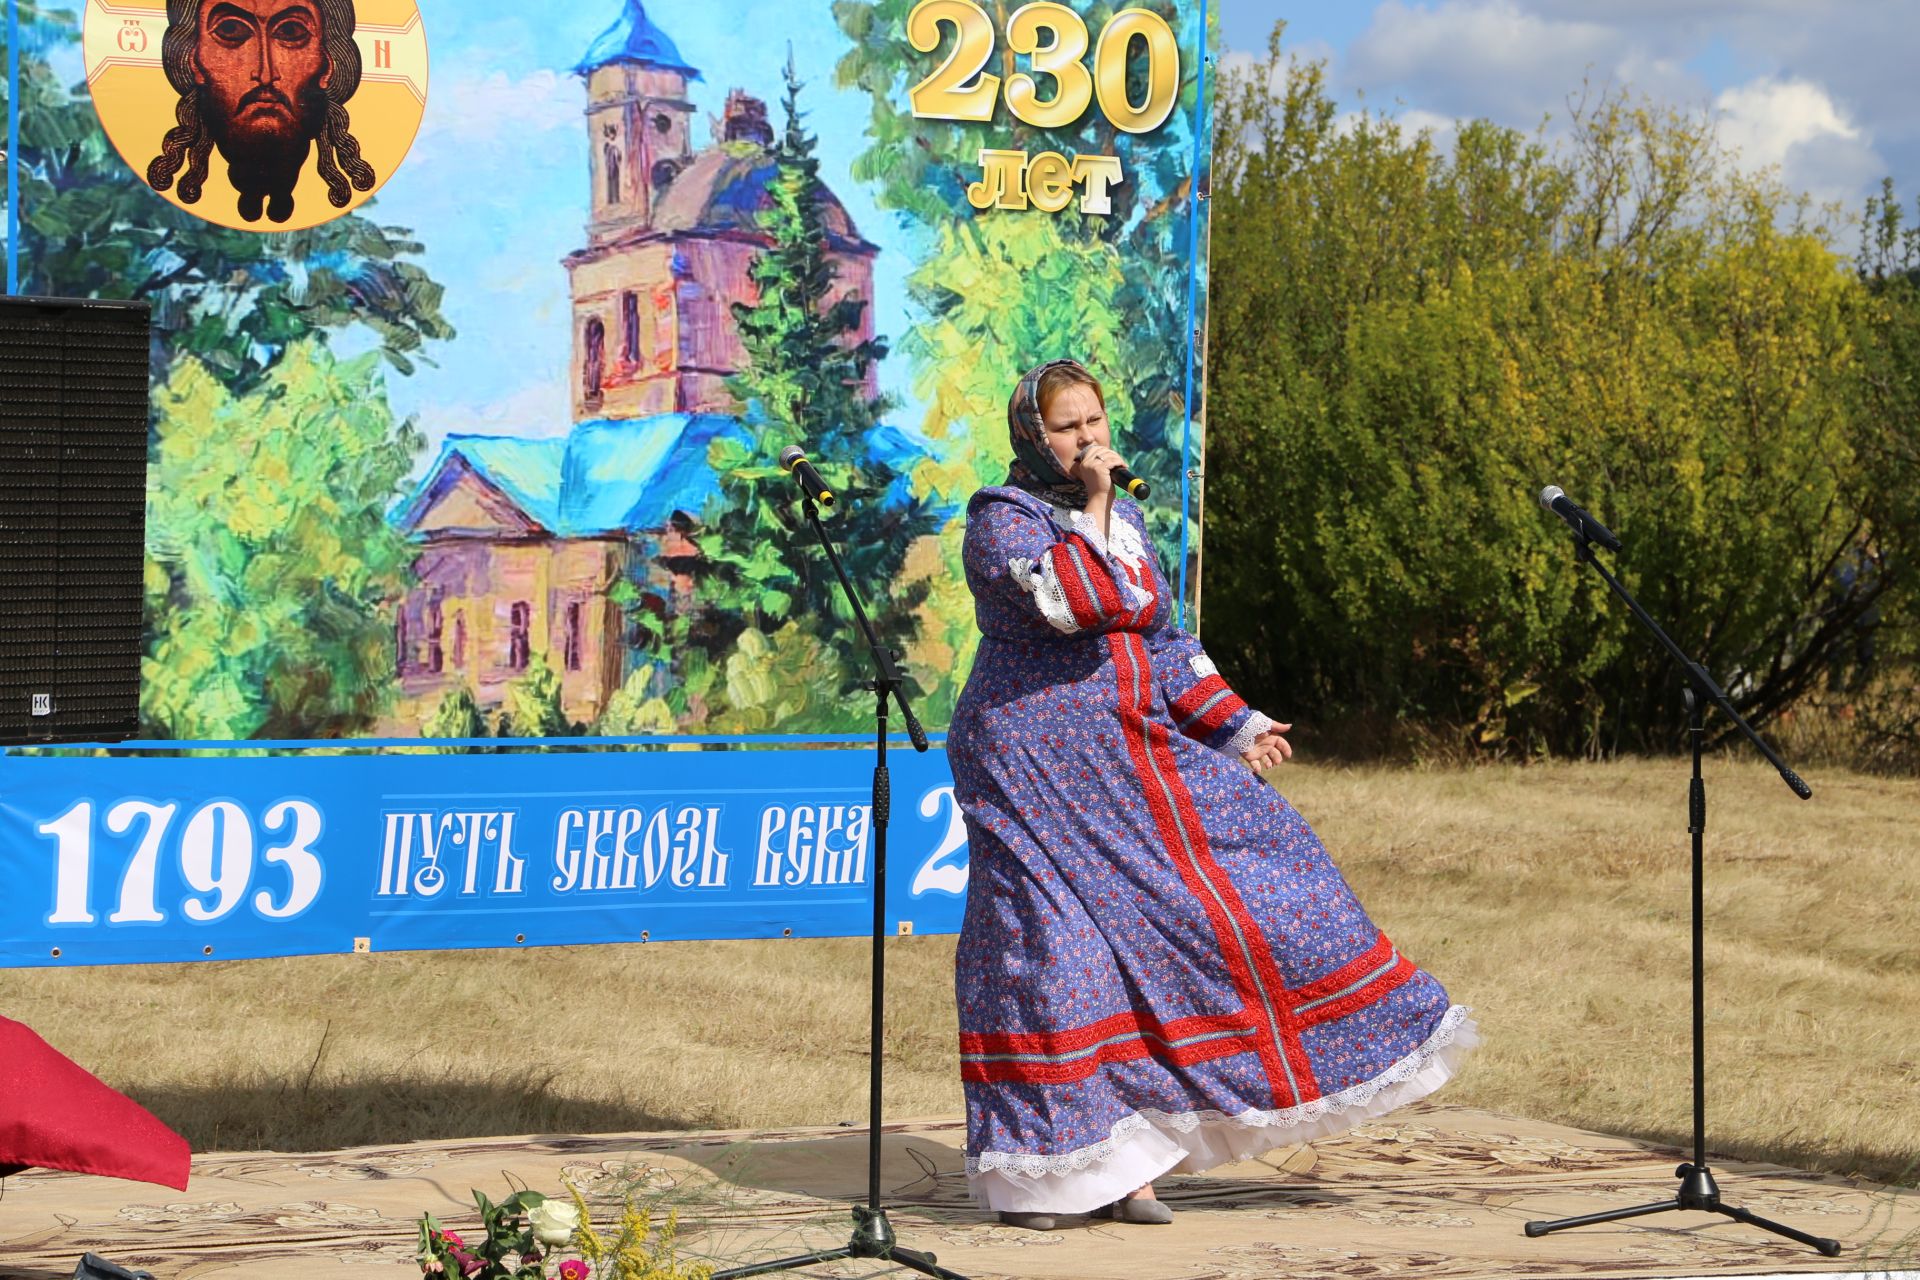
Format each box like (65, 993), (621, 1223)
(0, 1015), (190, 1190)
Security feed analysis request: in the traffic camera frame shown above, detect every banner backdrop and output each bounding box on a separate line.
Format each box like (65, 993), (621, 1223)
(1, 0), (1214, 962)
(0, 747), (969, 967)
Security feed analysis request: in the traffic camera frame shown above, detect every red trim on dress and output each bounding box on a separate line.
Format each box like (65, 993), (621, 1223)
(1289, 933), (1396, 1004)
(1065, 534), (1126, 618)
(1295, 956), (1418, 1030)
(961, 1027), (1257, 1084)
(1047, 542), (1104, 630)
(961, 1007), (1260, 1056)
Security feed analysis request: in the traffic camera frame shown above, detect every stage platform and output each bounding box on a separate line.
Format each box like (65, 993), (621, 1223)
(1, 1103), (1914, 1279)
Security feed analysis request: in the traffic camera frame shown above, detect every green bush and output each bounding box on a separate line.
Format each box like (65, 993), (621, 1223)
(1203, 32), (1919, 762)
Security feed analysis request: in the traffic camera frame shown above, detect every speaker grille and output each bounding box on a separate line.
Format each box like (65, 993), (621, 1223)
(0, 296), (151, 746)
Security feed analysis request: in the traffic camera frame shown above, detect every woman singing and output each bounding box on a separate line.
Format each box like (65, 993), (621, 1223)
(948, 359), (1478, 1229)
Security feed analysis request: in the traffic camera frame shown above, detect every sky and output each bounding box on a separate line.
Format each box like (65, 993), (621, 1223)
(1220, 1), (1920, 219)
(336, 1), (929, 463)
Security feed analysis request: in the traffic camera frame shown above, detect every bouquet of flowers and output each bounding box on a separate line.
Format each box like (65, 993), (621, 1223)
(417, 1181), (709, 1280)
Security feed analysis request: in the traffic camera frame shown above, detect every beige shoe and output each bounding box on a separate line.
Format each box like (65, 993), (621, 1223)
(1093, 1196), (1174, 1224)
(997, 1211), (1060, 1230)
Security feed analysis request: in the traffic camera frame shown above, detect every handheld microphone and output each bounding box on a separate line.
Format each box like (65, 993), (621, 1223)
(1539, 485), (1622, 553)
(1073, 444), (1152, 502)
(778, 445), (835, 510)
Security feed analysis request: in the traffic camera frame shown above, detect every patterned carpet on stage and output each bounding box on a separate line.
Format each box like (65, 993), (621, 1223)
(2, 1104), (1913, 1279)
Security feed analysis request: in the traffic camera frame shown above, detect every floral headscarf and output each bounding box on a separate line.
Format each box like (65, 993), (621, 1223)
(1006, 358), (1092, 509)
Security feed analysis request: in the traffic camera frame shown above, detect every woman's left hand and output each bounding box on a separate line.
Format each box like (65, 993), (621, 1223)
(1242, 722), (1293, 773)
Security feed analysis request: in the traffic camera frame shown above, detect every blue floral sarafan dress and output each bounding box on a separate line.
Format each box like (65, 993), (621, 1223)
(948, 484), (1479, 1213)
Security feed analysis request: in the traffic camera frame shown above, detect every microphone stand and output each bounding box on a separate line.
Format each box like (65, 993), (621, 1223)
(1522, 530), (1839, 1257)
(712, 492), (967, 1280)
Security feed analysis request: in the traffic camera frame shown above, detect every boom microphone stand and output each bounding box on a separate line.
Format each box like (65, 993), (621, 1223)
(1523, 508), (1840, 1258)
(712, 485), (967, 1280)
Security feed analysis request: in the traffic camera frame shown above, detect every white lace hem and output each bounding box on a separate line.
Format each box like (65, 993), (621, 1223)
(1222, 709), (1275, 759)
(966, 1004), (1480, 1213)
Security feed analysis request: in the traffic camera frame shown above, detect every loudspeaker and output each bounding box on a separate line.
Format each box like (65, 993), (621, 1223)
(0, 295), (150, 746)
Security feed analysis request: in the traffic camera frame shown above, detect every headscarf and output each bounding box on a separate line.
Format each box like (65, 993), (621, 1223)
(1006, 358), (1092, 509)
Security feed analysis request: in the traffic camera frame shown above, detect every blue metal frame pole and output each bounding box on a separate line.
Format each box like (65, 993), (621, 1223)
(1176, 0), (1211, 629)
(7, 0), (21, 293)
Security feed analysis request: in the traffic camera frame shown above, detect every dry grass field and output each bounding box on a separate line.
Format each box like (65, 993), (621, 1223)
(6, 757), (1916, 1186)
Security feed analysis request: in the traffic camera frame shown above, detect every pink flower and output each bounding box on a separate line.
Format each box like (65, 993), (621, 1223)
(558, 1261), (590, 1280)
(442, 1231), (466, 1247)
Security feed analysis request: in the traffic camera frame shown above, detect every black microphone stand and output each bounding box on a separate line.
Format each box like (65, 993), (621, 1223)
(712, 492), (967, 1280)
(1522, 529), (1840, 1257)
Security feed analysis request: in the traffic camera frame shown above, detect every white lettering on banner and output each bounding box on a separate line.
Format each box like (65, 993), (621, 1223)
(105, 800), (175, 923)
(256, 799), (324, 918)
(752, 803), (872, 887)
(550, 805), (729, 894)
(40, 797), (326, 926)
(493, 813), (526, 894)
(910, 786), (970, 896)
(375, 809), (526, 898)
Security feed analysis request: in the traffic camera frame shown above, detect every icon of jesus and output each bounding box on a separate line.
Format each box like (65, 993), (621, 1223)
(144, 0), (376, 224)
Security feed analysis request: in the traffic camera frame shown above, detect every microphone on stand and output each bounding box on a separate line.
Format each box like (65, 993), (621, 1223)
(1074, 443), (1152, 501)
(778, 445), (835, 510)
(1539, 485), (1622, 552)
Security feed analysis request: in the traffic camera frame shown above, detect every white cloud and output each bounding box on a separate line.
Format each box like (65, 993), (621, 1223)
(1714, 76), (1885, 207)
(406, 375), (573, 476)
(1349, 0), (1626, 121)
(1715, 77), (1860, 171)
(1218, 37), (1340, 95)
(1303, 0), (1913, 209)
(1526, 0), (1805, 20)
(416, 68), (580, 146)
(1398, 107), (1460, 152)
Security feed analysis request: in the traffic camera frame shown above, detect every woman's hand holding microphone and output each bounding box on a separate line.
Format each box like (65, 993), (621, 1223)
(1072, 443), (1130, 502)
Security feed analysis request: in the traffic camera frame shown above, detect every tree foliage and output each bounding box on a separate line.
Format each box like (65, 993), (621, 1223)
(679, 54), (934, 721)
(3, 0), (452, 391)
(1847, 182), (1920, 768)
(833, 0), (1216, 721)
(1205, 29), (1920, 760)
(143, 342), (420, 739)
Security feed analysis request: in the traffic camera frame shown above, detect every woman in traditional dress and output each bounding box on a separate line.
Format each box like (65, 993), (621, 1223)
(947, 359), (1479, 1229)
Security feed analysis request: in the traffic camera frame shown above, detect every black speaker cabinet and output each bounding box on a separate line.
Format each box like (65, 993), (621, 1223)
(0, 295), (151, 746)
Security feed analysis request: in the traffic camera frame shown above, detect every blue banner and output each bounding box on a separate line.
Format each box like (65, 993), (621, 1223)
(0, 748), (969, 968)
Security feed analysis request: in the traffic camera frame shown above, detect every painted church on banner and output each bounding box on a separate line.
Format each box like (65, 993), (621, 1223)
(389, 0), (882, 727)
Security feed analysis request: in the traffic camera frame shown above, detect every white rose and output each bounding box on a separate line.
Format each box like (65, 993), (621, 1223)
(527, 1198), (580, 1248)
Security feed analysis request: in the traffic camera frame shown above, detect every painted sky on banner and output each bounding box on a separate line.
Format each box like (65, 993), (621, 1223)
(38, 1), (926, 459)
(1246, 0), (1920, 215)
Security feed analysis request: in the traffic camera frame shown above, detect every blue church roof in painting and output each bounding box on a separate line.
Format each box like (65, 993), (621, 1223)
(576, 0), (702, 79)
(395, 414), (743, 538)
(395, 412), (946, 540)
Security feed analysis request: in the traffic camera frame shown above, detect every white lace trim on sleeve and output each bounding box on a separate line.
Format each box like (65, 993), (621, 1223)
(1223, 709), (1275, 759)
(1188, 653), (1218, 679)
(1007, 555), (1080, 635)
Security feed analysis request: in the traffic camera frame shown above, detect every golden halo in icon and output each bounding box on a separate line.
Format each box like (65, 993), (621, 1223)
(83, 0), (428, 232)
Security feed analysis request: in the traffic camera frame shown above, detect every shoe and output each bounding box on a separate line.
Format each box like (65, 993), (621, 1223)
(996, 1211), (1059, 1230)
(1093, 1196), (1175, 1224)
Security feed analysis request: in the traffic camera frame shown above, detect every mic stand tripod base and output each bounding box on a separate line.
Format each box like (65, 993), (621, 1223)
(713, 1206), (967, 1280)
(1524, 1162), (1841, 1257)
